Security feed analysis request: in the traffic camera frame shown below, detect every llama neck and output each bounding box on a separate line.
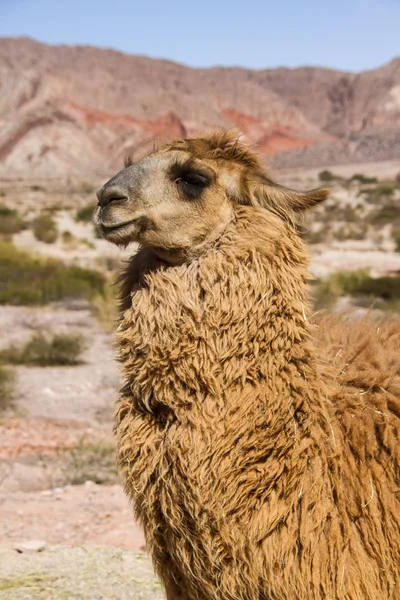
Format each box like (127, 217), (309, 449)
(118, 206), (328, 432)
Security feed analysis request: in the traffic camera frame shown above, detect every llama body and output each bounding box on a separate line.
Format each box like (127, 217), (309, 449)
(95, 132), (400, 599)
(116, 207), (400, 600)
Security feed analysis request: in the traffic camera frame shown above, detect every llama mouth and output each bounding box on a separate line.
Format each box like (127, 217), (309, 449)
(100, 220), (137, 233)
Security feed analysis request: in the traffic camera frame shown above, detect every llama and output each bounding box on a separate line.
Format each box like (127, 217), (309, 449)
(95, 132), (400, 600)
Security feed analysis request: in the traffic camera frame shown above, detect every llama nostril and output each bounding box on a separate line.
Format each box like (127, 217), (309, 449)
(97, 186), (128, 208)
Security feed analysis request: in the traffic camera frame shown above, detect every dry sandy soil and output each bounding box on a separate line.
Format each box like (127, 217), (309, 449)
(0, 305), (151, 597)
(0, 305), (146, 547)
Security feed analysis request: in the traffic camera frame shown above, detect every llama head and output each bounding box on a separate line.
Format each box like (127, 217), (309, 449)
(94, 131), (328, 263)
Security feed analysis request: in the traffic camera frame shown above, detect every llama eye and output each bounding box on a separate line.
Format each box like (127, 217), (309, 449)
(175, 172), (210, 199)
(175, 173), (209, 187)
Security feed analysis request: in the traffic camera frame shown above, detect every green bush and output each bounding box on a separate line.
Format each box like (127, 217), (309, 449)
(366, 180), (398, 201)
(350, 173), (378, 184)
(311, 270), (371, 310)
(32, 213), (58, 243)
(0, 365), (16, 411)
(0, 204), (26, 236)
(311, 271), (400, 311)
(76, 205), (95, 222)
(62, 230), (74, 243)
(0, 332), (86, 366)
(318, 170), (339, 182)
(354, 276), (400, 301)
(0, 242), (106, 305)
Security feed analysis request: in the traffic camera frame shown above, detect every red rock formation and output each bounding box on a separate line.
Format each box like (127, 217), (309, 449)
(0, 37), (398, 177)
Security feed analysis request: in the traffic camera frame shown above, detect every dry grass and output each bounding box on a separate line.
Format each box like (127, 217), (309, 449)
(0, 365), (16, 412)
(0, 242), (106, 305)
(0, 332), (87, 366)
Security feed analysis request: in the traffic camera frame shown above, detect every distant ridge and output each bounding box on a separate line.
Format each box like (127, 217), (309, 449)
(0, 37), (399, 177)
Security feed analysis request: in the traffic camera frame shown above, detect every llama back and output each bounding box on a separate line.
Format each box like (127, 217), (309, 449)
(315, 314), (400, 598)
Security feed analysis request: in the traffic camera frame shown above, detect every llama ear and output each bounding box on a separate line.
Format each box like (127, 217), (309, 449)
(247, 180), (329, 219)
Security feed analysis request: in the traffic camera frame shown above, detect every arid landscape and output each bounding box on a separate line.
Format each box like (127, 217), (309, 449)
(0, 37), (400, 599)
(1, 37), (400, 178)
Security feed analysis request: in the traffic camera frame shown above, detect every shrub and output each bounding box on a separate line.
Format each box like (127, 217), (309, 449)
(91, 285), (118, 329)
(318, 170), (339, 182)
(0, 204), (26, 236)
(76, 205), (95, 222)
(304, 229), (326, 244)
(311, 271), (400, 311)
(367, 180), (398, 201)
(45, 204), (63, 212)
(0, 365), (16, 411)
(62, 230), (74, 243)
(32, 213), (58, 243)
(62, 440), (118, 485)
(354, 276), (400, 301)
(0, 242), (106, 305)
(350, 174), (378, 184)
(0, 332), (86, 366)
(310, 270), (371, 310)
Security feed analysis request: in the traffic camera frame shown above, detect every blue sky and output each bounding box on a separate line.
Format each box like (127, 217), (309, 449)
(1, 0), (399, 72)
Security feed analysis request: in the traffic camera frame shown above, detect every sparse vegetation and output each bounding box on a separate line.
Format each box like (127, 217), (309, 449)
(369, 202), (400, 226)
(0, 331), (86, 366)
(350, 173), (378, 185)
(334, 222), (368, 241)
(32, 213), (58, 243)
(62, 230), (74, 243)
(311, 270), (400, 312)
(0, 242), (106, 305)
(365, 180), (398, 201)
(0, 364), (16, 411)
(303, 228), (327, 244)
(61, 440), (118, 485)
(91, 285), (118, 329)
(354, 276), (400, 301)
(318, 170), (340, 182)
(0, 204), (26, 236)
(76, 205), (95, 222)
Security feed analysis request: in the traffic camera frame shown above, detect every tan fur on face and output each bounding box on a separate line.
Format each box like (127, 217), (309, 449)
(104, 132), (400, 600)
(96, 130), (328, 262)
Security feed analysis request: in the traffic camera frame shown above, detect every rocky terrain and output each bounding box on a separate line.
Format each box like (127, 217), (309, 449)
(0, 37), (399, 178)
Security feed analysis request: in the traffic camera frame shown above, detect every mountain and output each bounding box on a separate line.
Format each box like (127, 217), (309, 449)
(0, 37), (399, 177)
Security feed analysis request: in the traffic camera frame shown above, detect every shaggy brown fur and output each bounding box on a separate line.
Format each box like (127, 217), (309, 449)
(101, 133), (400, 600)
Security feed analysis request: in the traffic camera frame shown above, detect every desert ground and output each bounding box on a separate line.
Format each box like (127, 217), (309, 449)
(0, 159), (399, 597)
